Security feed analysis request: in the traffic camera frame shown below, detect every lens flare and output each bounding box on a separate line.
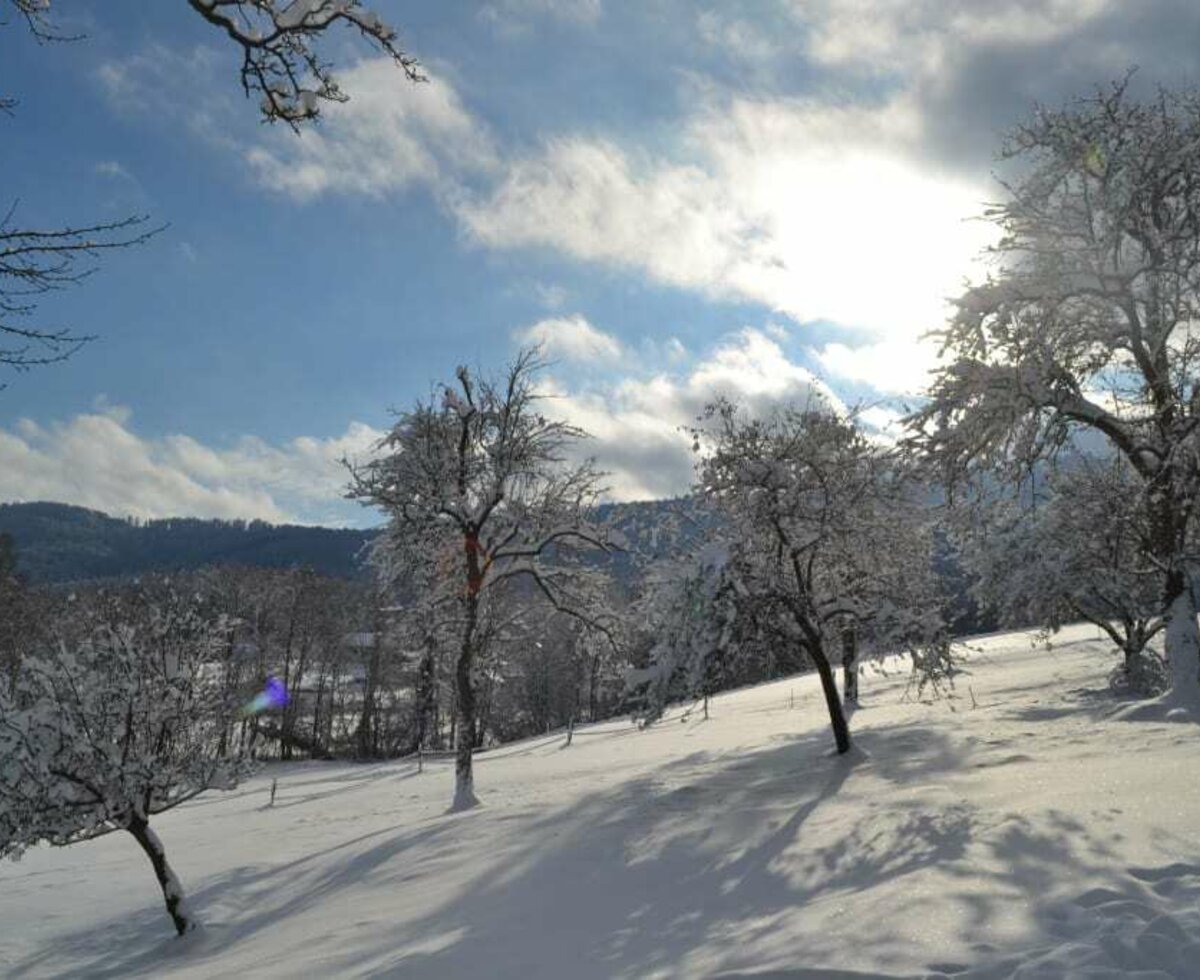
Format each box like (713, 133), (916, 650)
(243, 676), (288, 715)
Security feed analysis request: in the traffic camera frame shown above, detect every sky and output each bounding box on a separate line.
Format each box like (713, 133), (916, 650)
(2, 0), (1199, 527)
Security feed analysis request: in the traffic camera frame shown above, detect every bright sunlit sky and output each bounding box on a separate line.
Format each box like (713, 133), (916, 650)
(2, 0), (1196, 526)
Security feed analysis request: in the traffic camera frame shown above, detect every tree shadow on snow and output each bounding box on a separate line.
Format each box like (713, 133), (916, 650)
(325, 723), (986, 978)
(8, 714), (1177, 979)
(4, 817), (459, 979)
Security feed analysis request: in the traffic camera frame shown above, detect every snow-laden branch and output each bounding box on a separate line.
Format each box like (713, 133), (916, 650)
(185, 0), (423, 126)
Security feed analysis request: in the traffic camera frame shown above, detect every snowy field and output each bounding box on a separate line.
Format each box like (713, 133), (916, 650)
(2, 624), (1199, 979)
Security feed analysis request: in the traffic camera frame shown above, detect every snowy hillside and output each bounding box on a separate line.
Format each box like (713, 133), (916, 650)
(2, 625), (1199, 979)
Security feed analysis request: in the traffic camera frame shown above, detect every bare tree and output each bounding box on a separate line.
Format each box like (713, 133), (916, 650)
(907, 77), (1200, 706)
(349, 350), (619, 810)
(0, 208), (158, 378)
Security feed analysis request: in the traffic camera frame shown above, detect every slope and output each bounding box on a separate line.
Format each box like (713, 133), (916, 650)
(1, 625), (1198, 978)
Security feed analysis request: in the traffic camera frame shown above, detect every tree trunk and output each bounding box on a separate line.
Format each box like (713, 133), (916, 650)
(355, 637), (382, 759)
(412, 640), (437, 753)
(1150, 485), (1200, 705)
(127, 816), (194, 937)
(1163, 570), (1200, 707)
(452, 549), (481, 811)
(589, 652), (601, 721)
(1124, 637), (1138, 672)
(452, 640), (479, 810)
(842, 627), (858, 707)
(809, 640), (852, 754)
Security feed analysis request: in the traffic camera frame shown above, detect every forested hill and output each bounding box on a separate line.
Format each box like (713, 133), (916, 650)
(0, 499), (696, 586)
(0, 502), (378, 583)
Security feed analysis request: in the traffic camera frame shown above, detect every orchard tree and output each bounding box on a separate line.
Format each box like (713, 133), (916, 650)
(907, 78), (1200, 706)
(967, 457), (1167, 693)
(349, 349), (619, 810)
(0, 589), (251, 936)
(696, 398), (948, 754)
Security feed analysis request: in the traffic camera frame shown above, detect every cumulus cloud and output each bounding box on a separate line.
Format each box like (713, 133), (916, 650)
(245, 61), (497, 200)
(785, 0), (1200, 171)
(100, 3), (1200, 403)
(514, 314), (624, 363)
(0, 331), (829, 517)
(794, 0), (1116, 74)
(459, 96), (992, 392)
(459, 136), (753, 294)
(540, 327), (842, 500)
(813, 338), (941, 396)
(97, 48), (495, 201)
(0, 407), (383, 526)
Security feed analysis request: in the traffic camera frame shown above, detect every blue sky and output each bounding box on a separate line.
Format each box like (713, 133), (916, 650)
(3, 0), (1198, 526)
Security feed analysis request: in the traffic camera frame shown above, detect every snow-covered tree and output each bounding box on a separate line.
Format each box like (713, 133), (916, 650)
(0, 590), (251, 936)
(184, 0), (423, 126)
(907, 78), (1200, 707)
(348, 350), (619, 810)
(967, 456), (1168, 693)
(695, 398), (949, 753)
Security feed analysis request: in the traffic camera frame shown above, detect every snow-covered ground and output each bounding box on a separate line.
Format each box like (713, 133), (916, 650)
(2, 625), (1200, 978)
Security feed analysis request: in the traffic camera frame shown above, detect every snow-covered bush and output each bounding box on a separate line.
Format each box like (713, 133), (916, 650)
(627, 542), (739, 725)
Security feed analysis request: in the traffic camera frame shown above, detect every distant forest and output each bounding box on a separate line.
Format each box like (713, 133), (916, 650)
(0, 502), (377, 583)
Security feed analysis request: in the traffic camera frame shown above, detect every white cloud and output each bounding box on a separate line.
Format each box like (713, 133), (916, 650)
(459, 136), (749, 292)
(0, 333), (841, 520)
(96, 44), (234, 146)
(514, 314), (623, 363)
(97, 48), (494, 202)
(813, 338), (941, 396)
(538, 327), (842, 500)
(98, 13), (1061, 401)
(533, 281), (568, 310)
(856, 404), (906, 444)
(459, 95), (993, 394)
(0, 407), (383, 526)
(96, 32), (995, 401)
(94, 160), (132, 180)
(697, 10), (783, 63)
(792, 0), (1116, 74)
(481, 0), (602, 34)
(245, 61), (496, 200)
